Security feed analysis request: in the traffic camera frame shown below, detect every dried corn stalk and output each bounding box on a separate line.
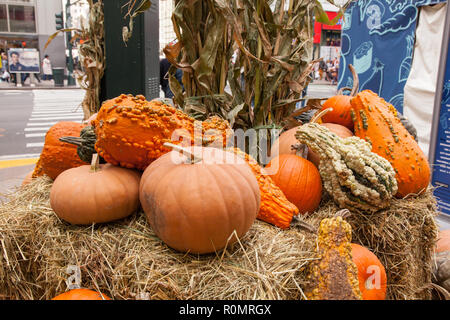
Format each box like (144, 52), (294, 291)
(168, 0), (349, 132)
(76, 0), (105, 118)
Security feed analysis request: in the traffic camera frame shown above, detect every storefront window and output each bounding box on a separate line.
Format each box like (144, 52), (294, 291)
(8, 5), (36, 33)
(0, 5), (7, 32)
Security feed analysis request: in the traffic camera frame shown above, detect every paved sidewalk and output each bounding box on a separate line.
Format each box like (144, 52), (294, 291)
(0, 163), (35, 202)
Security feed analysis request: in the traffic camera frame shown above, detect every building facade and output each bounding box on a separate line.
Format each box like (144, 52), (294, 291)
(159, 0), (175, 55)
(0, 0), (66, 71)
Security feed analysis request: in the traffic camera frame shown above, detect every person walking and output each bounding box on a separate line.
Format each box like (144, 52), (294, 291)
(0, 51), (9, 83)
(42, 55), (53, 81)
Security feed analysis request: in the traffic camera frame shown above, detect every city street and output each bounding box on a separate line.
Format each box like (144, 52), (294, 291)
(0, 89), (84, 160)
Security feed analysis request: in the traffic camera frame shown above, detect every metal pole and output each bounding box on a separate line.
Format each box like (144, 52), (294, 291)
(66, 0), (75, 86)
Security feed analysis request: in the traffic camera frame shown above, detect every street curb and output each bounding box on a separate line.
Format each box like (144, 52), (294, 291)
(0, 158), (38, 169)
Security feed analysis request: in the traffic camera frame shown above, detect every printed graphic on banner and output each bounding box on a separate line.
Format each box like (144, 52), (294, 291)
(7, 48), (40, 74)
(338, 0), (446, 114)
(432, 41), (450, 217)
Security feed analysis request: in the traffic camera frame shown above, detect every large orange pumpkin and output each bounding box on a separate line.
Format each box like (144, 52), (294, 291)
(139, 144), (260, 254)
(32, 122), (87, 180)
(319, 64), (359, 131)
(50, 155), (141, 225)
(52, 288), (111, 300)
(436, 229), (450, 253)
(267, 154), (322, 215)
(351, 243), (387, 300)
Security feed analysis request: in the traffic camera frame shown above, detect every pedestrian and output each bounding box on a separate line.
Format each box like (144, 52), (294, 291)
(160, 43), (183, 99)
(42, 55), (53, 81)
(319, 60), (327, 80)
(0, 51), (10, 83)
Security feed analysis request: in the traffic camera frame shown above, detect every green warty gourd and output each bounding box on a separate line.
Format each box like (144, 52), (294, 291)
(295, 123), (398, 213)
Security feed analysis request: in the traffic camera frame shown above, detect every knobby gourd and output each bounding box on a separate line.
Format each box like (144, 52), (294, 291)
(32, 122), (87, 180)
(350, 90), (430, 198)
(295, 123), (398, 213)
(228, 147), (299, 229)
(59, 125), (105, 164)
(92, 94), (233, 171)
(305, 216), (362, 300)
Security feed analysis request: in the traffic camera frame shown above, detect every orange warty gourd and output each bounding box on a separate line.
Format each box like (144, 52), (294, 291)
(351, 90), (431, 198)
(267, 154), (322, 215)
(32, 122), (87, 180)
(436, 229), (450, 253)
(52, 288), (111, 300)
(319, 64), (359, 131)
(50, 155), (141, 225)
(228, 147), (299, 229)
(139, 145), (260, 254)
(350, 243), (387, 300)
(84, 112), (97, 125)
(93, 94), (232, 171)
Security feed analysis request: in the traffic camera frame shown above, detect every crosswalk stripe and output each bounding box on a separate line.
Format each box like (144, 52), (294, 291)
(26, 142), (45, 148)
(31, 113), (83, 118)
(27, 122), (58, 126)
(24, 127), (50, 132)
(29, 115), (83, 121)
(25, 133), (46, 138)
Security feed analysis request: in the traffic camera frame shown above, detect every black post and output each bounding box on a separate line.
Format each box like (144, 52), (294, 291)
(99, 0), (160, 103)
(66, 0), (76, 86)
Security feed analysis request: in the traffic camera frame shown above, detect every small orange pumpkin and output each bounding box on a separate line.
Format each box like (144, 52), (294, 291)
(50, 154), (141, 225)
(351, 243), (387, 300)
(319, 64), (359, 131)
(140, 144), (260, 254)
(52, 288), (111, 300)
(267, 154), (322, 215)
(436, 229), (450, 253)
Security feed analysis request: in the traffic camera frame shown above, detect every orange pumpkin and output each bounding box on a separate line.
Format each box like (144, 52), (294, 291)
(267, 154), (322, 215)
(351, 243), (387, 300)
(351, 90), (431, 198)
(50, 155), (141, 225)
(436, 229), (450, 253)
(52, 288), (111, 300)
(139, 144), (260, 254)
(307, 123), (353, 167)
(319, 64), (359, 131)
(32, 122), (87, 180)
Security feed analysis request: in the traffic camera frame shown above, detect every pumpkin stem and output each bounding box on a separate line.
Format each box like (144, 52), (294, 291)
(90, 153), (100, 172)
(311, 107), (333, 123)
(163, 142), (203, 164)
(59, 136), (83, 147)
(349, 64), (359, 97)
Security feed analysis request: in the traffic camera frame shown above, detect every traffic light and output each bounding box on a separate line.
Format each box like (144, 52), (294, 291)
(55, 12), (64, 30)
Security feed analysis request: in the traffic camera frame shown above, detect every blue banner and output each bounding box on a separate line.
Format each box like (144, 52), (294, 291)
(432, 40), (450, 217)
(338, 0), (446, 114)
